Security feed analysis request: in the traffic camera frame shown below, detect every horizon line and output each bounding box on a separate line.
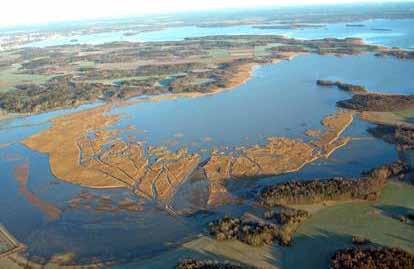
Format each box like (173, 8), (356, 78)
(0, 0), (413, 29)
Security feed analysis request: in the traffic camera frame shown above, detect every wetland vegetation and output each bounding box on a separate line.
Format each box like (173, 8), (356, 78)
(0, 3), (414, 269)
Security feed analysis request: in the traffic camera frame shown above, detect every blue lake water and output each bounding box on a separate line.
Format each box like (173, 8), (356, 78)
(0, 143), (211, 262)
(111, 53), (414, 152)
(26, 19), (414, 49)
(0, 53), (413, 263)
(0, 102), (102, 146)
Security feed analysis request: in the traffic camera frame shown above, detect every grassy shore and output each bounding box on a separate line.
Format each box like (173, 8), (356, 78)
(280, 181), (414, 269)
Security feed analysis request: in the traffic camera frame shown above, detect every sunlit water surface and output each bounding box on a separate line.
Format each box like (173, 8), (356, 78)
(0, 53), (413, 263)
(26, 19), (414, 49)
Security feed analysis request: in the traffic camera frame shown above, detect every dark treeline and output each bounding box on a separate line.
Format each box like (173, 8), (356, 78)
(337, 94), (414, 112)
(0, 75), (169, 113)
(368, 125), (414, 150)
(176, 259), (255, 269)
(330, 247), (414, 269)
(209, 207), (310, 247)
(0, 60), (251, 113)
(259, 161), (408, 207)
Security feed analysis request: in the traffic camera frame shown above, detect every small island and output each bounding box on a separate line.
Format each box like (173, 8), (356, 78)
(1, 4), (414, 268)
(346, 24), (365, 27)
(316, 80), (368, 94)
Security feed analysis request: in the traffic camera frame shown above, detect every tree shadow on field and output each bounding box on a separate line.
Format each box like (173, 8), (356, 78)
(277, 228), (385, 269)
(374, 204), (414, 222)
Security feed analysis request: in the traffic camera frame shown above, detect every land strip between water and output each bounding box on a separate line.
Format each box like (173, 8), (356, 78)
(22, 93), (355, 210)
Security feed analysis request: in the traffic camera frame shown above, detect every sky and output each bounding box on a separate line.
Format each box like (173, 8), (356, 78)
(0, 0), (412, 27)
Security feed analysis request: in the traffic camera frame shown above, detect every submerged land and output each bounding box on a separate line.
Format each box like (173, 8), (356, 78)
(12, 41), (413, 267)
(22, 105), (354, 210)
(1, 4), (414, 269)
(11, 32), (413, 210)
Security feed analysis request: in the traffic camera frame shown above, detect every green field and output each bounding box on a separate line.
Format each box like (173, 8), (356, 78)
(87, 74), (173, 85)
(281, 181), (414, 269)
(108, 181), (414, 269)
(0, 64), (51, 92)
(394, 108), (414, 123)
(110, 237), (279, 269)
(208, 49), (231, 58)
(254, 43), (281, 57)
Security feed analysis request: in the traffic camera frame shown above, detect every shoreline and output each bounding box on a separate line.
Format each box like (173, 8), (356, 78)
(0, 101), (104, 124)
(120, 61), (267, 106)
(1, 16), (413, 269)
(359, 111), (414, 129)
(205, 111), (354, 206)
(21, 92), (354, 200)
(0, 53), (299, 124)
(323, 137), (352, 159)
(322, 112), (355, 158)
(18, 59), (275, 192)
